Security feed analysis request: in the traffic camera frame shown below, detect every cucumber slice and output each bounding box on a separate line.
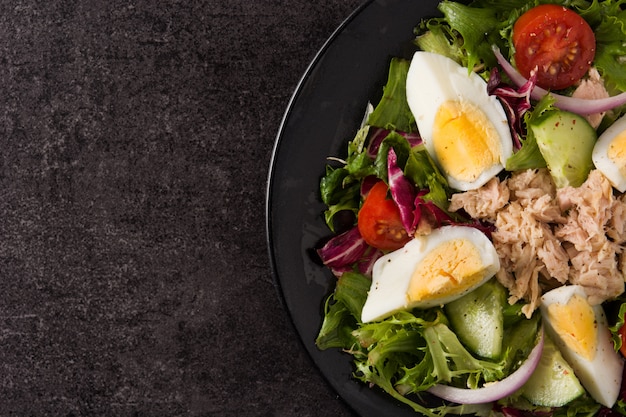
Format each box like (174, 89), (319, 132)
(530, 110), (596, 188)
(444, 279), (506, 359)
(521, 333), (585, 407)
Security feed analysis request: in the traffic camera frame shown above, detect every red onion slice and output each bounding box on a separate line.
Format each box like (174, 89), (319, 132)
(491, 46), (626, 115)
(427, 327), (544, 404)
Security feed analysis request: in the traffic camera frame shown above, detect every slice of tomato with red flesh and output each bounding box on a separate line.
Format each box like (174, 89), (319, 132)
(512, 4), (595, 90)
(357, 181), (411, 251)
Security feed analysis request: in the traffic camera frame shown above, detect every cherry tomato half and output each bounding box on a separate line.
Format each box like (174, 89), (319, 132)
(512, 4), (595, 90)
(357, 181), (411, 251)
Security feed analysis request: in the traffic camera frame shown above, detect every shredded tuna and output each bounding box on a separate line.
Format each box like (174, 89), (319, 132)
(449, 168), (626, 317)
(449, 177), (509, 223)
(572, 68), (610, 129)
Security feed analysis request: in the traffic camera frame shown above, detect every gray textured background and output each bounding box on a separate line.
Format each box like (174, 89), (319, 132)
(0, 1), (362, 415)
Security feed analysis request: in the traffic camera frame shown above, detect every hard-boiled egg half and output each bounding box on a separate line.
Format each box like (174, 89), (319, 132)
(540, 285), (624, 407)
(593, 114), (626, 192)
(406, 52), (513, 191)
(361, 225), (499, 323)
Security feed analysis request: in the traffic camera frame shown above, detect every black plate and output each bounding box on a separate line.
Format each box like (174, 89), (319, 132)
(267, 1), (442, 416)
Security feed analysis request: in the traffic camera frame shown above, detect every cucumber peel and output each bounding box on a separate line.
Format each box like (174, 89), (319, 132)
(445, 279), (507, 359)
(520, 333), (585, 407)
(529, 110), (597, 188)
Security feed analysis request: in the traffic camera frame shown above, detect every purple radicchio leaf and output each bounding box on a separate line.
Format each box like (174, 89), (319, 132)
(387, 148), (417, 235)
(360, 175), (379, 198)
(367, 128), (390, 159)
(317, 226), (380, 277)
(412, 189), (449, 233)
(403, 131), (422, 148)
(487, 66), (537, 150)
(413, 190), (494, 239)
(367, 128), (423, 159)
(356, 246), (384, 277)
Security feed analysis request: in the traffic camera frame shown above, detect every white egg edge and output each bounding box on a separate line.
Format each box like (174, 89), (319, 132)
(361, 225), (500, 323)
(592, 114), (626, 192)
(406, 51), (513, 191)
(361, 237), (426, 323)
(539, 285), (625, 408)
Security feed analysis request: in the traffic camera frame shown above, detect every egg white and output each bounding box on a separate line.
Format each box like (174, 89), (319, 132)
(406, 52), (513, 191)
(540, 285), (624, 407)
(592, 114), (626, 192)
(360, 225), (499, 323)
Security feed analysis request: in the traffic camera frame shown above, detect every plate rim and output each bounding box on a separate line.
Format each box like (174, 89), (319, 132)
(264, 1), (374, 414)
(266, 0), (372, 315)
(264, 1), (441, 415)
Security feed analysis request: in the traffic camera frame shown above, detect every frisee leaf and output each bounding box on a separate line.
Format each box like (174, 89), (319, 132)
(315, 295), (357, 350)
(334, 271), (371, 320)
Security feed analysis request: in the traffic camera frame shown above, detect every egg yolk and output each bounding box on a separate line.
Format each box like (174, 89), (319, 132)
(547, 294), (597, 361)
(432, 100), (501, 183)
(607, 130), (626, 176)
(408, 238), (485, 302)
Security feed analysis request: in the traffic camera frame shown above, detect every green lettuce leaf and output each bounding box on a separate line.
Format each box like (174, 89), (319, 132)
(609, 299), (626, 353)
(373, 130), (411, 182)
(367, 58), (416, 133)
(334, 271), (371, 320)
(405, 144), (450, 209)
(319, 165), (361, 232)
(577, 0), (626, 93)
(319, 126), (376, 232)
(316, 271), (371, 350)
(416, 0), (525, 74)
(438, 1), (504, 71)
(416, 0), (626, 97)
(350, 307), (537, 414)
(505, 94), (555, 171)
(315, 295), (357, 350)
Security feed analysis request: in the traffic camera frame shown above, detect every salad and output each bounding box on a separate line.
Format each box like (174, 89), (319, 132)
(314, 0), (626, 416)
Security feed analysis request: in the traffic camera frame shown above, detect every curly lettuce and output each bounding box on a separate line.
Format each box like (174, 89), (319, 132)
(416, 0), (626, 94)
(316, 272), (541, 417)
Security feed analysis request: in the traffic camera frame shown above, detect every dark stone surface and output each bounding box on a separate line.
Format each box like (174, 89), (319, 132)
(0, 1), (362, 416)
